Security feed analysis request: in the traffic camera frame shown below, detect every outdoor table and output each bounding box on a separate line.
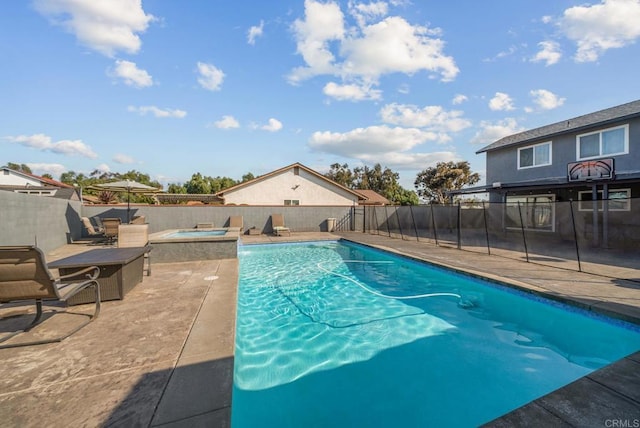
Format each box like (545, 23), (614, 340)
(49, 247), (148, 305)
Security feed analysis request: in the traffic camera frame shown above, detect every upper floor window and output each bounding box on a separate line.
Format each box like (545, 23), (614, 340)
(518, 141), (551, 169)
(577, 124), (628, 160)
(284, 199), (299, 206)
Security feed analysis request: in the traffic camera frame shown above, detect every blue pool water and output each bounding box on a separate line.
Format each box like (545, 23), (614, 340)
(162, 229), (226, 238)
(232, 241), (640, 427)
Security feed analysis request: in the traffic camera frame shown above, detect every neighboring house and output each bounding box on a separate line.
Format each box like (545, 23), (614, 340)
(475, 99), (640, 205)
(0, 167), (80, 201)
(215, 163), (365, 206)
(469, 99), (639, 240)
(355, 189), (391, 205)
(155, 193), (223, 205)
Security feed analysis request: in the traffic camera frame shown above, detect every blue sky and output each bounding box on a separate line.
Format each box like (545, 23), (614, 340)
(2, 0), (640, 190)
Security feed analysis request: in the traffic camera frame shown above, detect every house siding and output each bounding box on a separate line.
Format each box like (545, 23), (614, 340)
(222, 168), (358, 206)
(486, 115), (640, 196)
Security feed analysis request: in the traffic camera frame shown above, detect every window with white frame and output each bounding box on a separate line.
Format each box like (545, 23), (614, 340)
(505, 194), (555, 232)
(284, 199), (299, 206)
(577, 125), (628, 160)
(518, 141), (552, 169)
(578, 189), (630, 211)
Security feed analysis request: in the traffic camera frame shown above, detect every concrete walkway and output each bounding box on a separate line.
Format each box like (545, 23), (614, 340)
(0, 232), (638, 427)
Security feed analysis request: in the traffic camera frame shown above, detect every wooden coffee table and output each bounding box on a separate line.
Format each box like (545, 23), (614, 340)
(49, 247), (149, 305)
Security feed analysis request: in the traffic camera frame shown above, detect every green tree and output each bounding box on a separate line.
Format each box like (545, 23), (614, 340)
(209, 176), (238, 193)
(41, 173), (53, 179)
(5, 162), (32, 173)
(167, 183), (186, 193)
(241, 172), (255, 182)
(324, 162), (417, 205)
(324, 163), (355, 188)
(185, 173), (211, 194)
(414, 161), (480, 204)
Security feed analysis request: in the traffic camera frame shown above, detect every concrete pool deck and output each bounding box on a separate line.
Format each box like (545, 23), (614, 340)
(0, 231), (638, 426)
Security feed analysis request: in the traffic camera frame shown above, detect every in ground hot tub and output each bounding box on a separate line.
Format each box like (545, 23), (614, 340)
(149, 228), (240, 262)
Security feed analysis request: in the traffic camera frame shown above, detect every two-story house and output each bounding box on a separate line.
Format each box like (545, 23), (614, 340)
(474, 99), (640, 245)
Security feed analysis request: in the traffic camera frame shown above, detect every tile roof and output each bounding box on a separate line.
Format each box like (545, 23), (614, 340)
(355, 189), (391, 205)
(476, 99), (640, 154)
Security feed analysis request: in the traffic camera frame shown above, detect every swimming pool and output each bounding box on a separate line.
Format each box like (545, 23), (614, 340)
(162, 229), (226, 238)
(232, 241), (640, 427)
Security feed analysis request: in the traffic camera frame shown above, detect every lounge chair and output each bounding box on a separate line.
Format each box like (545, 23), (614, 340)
(229, 216), (243, 232)
(81, 217), (104, 237)
(130, 215), (146, 225)
(118, 224), (152, 276)
(0, 245), (101, 349)
(196, 222), (214, 229)
(271, 214), (291, 236)
(102, 218), (121, 244)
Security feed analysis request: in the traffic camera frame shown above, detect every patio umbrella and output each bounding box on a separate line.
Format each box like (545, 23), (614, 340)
(94, 179), (160, 223)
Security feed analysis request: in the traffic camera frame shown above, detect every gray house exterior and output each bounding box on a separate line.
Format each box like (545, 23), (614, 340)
(476, 99), (640, 204)
(468, 99), (640, 248)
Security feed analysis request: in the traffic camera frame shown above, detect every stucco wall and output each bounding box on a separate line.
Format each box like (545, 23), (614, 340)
(82, 204), (356, 234)
(222, 168), (358, 206)
(0, 170), (41, 186)
(0, 190), (83, 253)
(1, 190), (362, 253)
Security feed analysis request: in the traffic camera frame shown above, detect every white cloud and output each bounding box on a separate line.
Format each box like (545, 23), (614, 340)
(484, 45), (519, 62)
(452, 94), (468, 105)
(470, 118), (524, 145)
(196, 62), (225, 91)
(33, 0), (154, 57)
(95, 163), (111, 173)
(349, 1), (389, 27)
(559, 0), (640, 62)
(308, 124), (461, 170)
(323, 81), (382, 101)
(527, 89), (566, 111)
(214, 115), (240, 129)
(288, 0), (458, 97)
(379, 103), (472, 134)
(357, 151), (460, 170)
(340, 16), (458, 81)
(309, 125), (438, 157)
(489, 92), (515, 111)
(531, 41), (562, 66)
(4, 133), (98, 158)
(247, 20), (264, 45)
(261, 118), (283, 132)
(26, 162), (67, 178)
(113, 153), (134, 164)
(397, 83), (410, 94)
(127, 105), (187, 118)
(289, 0), (345, 83)
(110, 60), (153, 88)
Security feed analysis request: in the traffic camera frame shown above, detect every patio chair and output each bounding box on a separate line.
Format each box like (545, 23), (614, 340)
(81, 217), (104, 237)
(130, 215), (146, 225)
(0, 246), (101, 349)
(271, 214), (291, 236)
(102, 218), (121, 244)
(118, 224), (152, 276)
(229, 215), (243, 232)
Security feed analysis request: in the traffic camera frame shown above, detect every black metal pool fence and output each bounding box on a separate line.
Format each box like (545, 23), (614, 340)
(357, 198), (640, 277)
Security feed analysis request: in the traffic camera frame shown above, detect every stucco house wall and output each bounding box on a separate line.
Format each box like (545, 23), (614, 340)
(0, 168), (42, 186)
(221, 166), (359, 206)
